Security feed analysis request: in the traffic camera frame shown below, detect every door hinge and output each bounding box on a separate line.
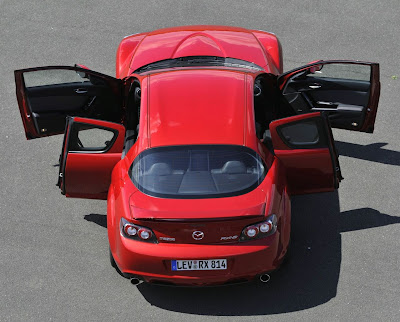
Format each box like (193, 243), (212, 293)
(336, 167), (344, 181)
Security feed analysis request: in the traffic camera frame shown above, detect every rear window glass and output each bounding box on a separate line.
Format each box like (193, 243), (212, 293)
(130, 145), (267, 199)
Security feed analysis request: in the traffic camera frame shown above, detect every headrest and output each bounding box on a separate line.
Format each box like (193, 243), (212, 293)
(221, 161), (246, 174)
(146, 163), (172, 176)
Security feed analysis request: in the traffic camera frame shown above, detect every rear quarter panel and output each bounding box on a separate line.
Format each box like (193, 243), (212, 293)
(264, 157), (291, 262)
(108, 158), (141, 266)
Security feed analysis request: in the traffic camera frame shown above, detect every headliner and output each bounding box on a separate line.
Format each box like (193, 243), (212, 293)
(147, 69), (249, 147)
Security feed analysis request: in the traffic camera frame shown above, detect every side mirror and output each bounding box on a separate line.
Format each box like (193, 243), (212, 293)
(309, 64), (323, 74)
(74, 64), (90, 79)
(76, 71), (88, 79)
(306, 60), (323, 74)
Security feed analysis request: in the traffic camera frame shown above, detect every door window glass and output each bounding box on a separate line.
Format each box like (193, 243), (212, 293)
(307, 63), (371, 81)
(70, 123), (116, 152)
(276, 117), (328, 149)
(23, 69), (90, 88)
(280, 121), (319, 145)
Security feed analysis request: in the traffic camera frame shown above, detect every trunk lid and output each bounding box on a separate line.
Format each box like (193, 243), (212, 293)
(129, 188), (267, 244)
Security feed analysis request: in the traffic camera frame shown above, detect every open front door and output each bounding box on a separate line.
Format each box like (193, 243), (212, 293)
(58, 117), (125, 199)
(15, 66), (124, 139)
(278, 61), (380, 133)
(270, 112), (342, 195)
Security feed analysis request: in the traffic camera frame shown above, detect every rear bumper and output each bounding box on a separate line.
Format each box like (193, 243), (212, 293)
(113, 232), (282, 286)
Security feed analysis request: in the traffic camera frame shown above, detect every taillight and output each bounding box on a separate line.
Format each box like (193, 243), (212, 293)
(240, 214), (277, 241)
(138, 228), (151, 240)
(244, 226), (259, 238)
(120, 218), (157, 243)
(124, 224), (138, 236)
(260, 221), (273, 233)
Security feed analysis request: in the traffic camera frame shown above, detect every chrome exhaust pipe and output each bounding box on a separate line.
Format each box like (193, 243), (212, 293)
(130, 278), (143, 285)
(259, 274), (270, 283)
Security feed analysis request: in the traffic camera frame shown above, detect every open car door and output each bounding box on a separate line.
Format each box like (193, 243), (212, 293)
(278, 61), (380, 133)
(269, 112), (342, 195)
(58, 117), (125, 199)
(15, 66), (124, 139)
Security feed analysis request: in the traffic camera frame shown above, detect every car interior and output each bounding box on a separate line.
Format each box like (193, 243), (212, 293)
(130, 147), (265, 197)
(122, 80), (141, 158)
(253, 74), (294, 152)
(281, 63), (372, 131)
(23, 69), (123, 136)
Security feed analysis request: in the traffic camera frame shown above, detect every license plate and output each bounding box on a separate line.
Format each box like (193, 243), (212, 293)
(171, 259), (227, 271)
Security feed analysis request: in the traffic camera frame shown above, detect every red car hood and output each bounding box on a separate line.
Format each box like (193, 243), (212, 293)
(129, 26), (269, 73)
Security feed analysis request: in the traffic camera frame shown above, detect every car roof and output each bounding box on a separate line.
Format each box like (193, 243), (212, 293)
(142, 68), (254, 148)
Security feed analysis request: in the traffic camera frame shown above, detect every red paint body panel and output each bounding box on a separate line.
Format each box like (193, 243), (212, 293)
(146, 69), (248, 147)
(120, 26), (276, 75)
(133, 69), (260, 151)
(272, 149), (335, 195)
(63, 118), (125, 199)
(269, 113), (336, 195)
(14, 69), (40, 139)
(250, 30), (283, 74)
(361, 63), (380, 132)
(116, 33), (147, 78)
(65, 153), (122, 199)
(116, 234), (280, 285)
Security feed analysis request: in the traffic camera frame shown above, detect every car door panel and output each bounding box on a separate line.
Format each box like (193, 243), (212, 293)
(26, 83), (118, 135)
(274, 149), (335, 194)
(64, 153), (122, 199)
(301, 78), (370, 115)
(58, 117), (125, 200)
(278, 61), (380, 133)
(301, 78), (370, 130)
(15, 66), (124, 139)
(269, 112), (341, 195)
(26, 83), (90, 136)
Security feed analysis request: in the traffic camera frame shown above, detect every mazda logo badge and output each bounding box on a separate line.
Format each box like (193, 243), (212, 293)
(192, 231), (204, 240)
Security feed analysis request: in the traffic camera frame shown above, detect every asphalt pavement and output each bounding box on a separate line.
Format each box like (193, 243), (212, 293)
(1, 0), (399, 321)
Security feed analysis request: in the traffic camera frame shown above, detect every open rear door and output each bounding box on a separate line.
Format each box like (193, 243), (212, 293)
(278, 61), (380, 133)
(58, 117), (125, 199)
(15, 66), (124, 139)
(269, 112), (342, 195)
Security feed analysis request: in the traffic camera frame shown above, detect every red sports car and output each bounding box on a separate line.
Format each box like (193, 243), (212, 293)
(15, 26), (380, 286)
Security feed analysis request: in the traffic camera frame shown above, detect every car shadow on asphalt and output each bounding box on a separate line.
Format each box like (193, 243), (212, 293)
(135, 192), (400, 315)
(84, 213), (107, 228)
(335, 141), (400, 166)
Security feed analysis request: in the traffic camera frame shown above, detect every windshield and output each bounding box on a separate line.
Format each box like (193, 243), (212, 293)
(134, 56), (263, 74)
(130, 145), (266, 199)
